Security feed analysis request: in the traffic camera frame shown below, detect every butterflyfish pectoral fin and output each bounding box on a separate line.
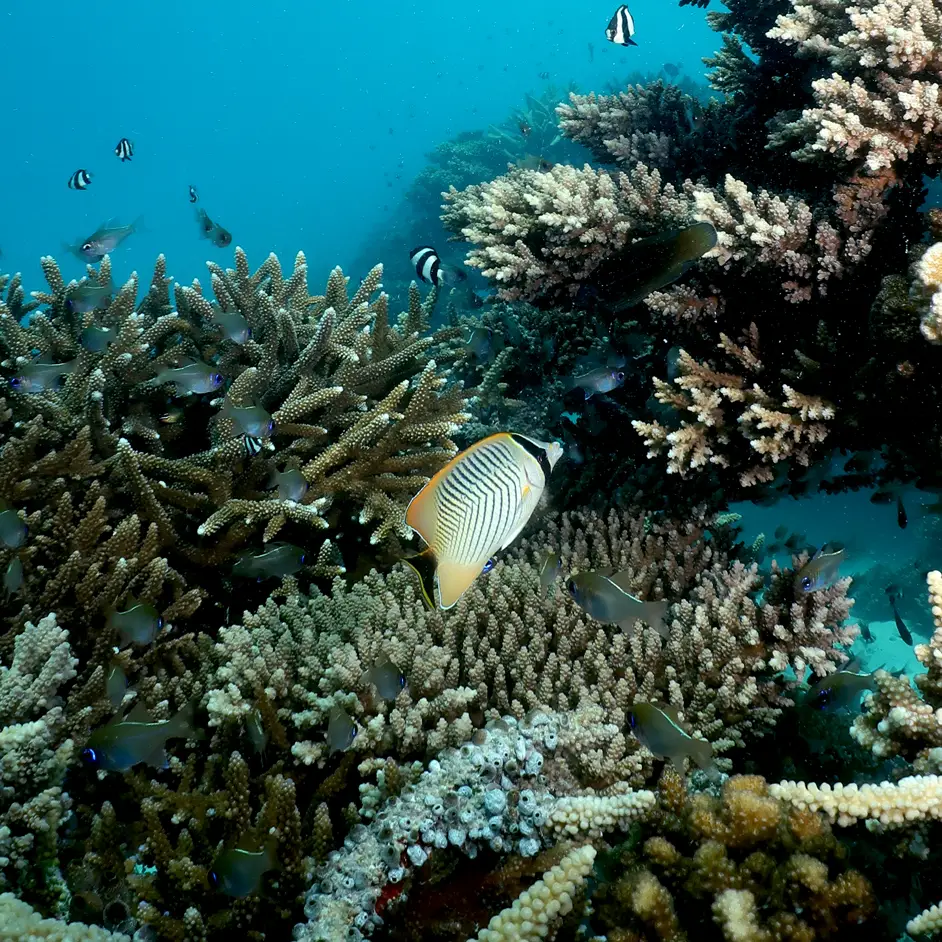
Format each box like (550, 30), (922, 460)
(403, 548), (438, 610)
(436, 557), (489, 609)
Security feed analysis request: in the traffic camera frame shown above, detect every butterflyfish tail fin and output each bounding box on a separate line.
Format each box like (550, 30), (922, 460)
(403, 548), (439, 610)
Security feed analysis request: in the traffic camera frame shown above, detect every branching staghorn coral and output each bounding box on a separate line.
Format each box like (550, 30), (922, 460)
(587, 772), (876, 940)
(0, 249), (468, 648)
(632, 338), (836, 487)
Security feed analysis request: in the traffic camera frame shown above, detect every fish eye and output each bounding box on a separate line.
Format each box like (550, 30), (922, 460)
(482, 558), (495, 574)
(616, 371), (625, 381)
(212, 373), (222, 385)
(246, 328), (252, 339)
(156, 617), (163, 630)
(801, 576), (813, 590)
(628, 713), (636, 728)
(81, 747), (98, 765)
(82, 242), (93, 252)
(267, 420), (274, 433)
(208, 870), (219, 889)
(299, 553), (306, 564)
(398, 675), (406, 689)
(9, 377), (21, 389)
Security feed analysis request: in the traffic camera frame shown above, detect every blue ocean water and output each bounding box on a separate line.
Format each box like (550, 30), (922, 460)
(1, 1), (716, 290)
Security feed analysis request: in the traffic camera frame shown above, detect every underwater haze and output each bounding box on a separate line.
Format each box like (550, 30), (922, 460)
(3, 0), (715, 286)
(5, 0), (942, 939)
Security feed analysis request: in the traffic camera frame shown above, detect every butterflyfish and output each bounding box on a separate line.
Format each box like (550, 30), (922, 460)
(567, 570), (670, 638)
(628, 701), (718, 779)
(404, 433), (563, 609)
(605, 5), (637, 46)
(81, 702), (202, 771)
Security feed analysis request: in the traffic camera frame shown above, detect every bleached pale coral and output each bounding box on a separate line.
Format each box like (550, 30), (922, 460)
(441, 162), (689, 302)
(713, 888), (768, 942)
(632, 341), (836, 485)
(851, 572), (942, 769)
(768, 0), (942, 170)
(909, 900), (942, 936)
(769, 775), (942, 828)
(913, 242), (942, 343)
(0, 893), (131, 941)
(0, 615), (76, 908)
(471, 844), (597, 942)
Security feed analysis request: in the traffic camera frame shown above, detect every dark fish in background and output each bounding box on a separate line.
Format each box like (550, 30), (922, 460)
(567, 366), (625, 400)
(538, 71), (550, 79)
(517, 154), (555, 172)
(611, 222), (717, 311)
(795, 544), (844, 593)
(269, 468), (307, 502)
(897, 495), (908, 529)
(844, 451), (876, 473)
(3, 555), (23, 595)
(108, 601), (163, 647)
(105, 659), (128, 709)
(366, 653), (407, 700)
(68, 169), (93, 190)
(196, 208), (232, 247)
(663, 62), (680, 77)
(860, 622), (873, 643)
(159, 407), (184, 424)
(219, 400), (274, 439)
(519, 119), (531, 137)
(628, 702), (718, 779)
(68, 219), (141, 261)
(605, 4), (637, 46)
(886, 584), (913, 645)
(232, 543), (306, 580)
(568, 570), (669, 638)
(327, 705), (357, 754)
(410, 246), (467, 288)
(774, 525), (788, 541)
(805, 660), (877, 711)
(210, 842), (278, 897)
(465, 326), (505, 364)
(10, 357), (78, 393)
(188, 184), (199, 203)
(81, 702), (202, 771)
(114, 137), (134, 161)
(0, 506), (26, 549)
(67, 281), (113, 314)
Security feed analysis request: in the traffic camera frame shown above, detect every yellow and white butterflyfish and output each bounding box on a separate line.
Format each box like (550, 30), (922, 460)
(404, 433), (563, 609)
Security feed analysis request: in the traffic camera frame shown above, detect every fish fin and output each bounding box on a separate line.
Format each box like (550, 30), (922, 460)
(584, 390), (592, 400)
(670, 754), (686, 777)
(125, 702), (154, 723)
(403, 547), (438, 610)
(167, 702), (203, 740)
(436, 556), (487, 609)
(689, 737), (716, 777)
(144, 744), (170, 770)
(627, 38), (638, 46)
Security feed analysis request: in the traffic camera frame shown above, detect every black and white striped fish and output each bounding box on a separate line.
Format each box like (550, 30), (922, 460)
(409, 246), (467, 288)
(404, 432), (563, 609)
(188, 184), (199, 203)
(241, 435), (264, 457)
(114, 138), (134, 161)
(68, 169), (92, 190)
(605, 4), (637, 46)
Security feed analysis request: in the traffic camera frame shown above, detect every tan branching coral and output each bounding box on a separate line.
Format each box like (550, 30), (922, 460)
(912, 241), (942, 343)
(632, 339), (835, 486)
(442, 162), (690, 302)
(590, 773), (876, 940)
(471, 844), (597, 942)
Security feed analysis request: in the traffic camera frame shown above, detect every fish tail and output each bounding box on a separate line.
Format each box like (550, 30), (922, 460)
(690, 737), (717, 778)
(647, 600), (671, 639)
(168, 702), (204, 741)
(403, 547), (438, 610)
